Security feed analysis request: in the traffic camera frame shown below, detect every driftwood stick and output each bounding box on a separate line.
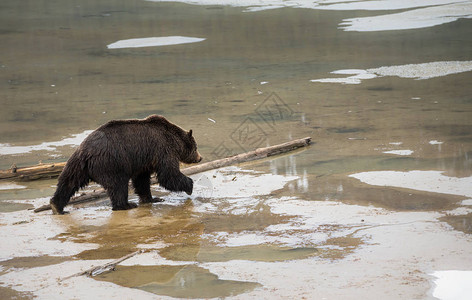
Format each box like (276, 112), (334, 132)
(33, 189), (108, 213)
(63, 250), (143, 280)
(180, 136), (311, 177)
(32, 137), (311, 213)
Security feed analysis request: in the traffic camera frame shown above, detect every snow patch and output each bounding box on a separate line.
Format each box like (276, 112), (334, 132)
(349, 171), (472, 198)
(432, 270), (472, 300)
(0, 131), (93, 155)
(311, 61), (472, 85)
(107, 36), (205, 49)
(382, 150), (414, 156)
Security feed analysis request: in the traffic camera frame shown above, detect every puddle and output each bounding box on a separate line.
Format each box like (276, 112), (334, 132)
(161, 244), (319, 262)
(308, 175), (464, 211)
(440, 213), (472, 234)
(61, 200), (204, 260)
(0, 201), (33, 213)
(0, 256), (70, 271)
(95, 265), (261, 298)
(0, 286), (32, 300)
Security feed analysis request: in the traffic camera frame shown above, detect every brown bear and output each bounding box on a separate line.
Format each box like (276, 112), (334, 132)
(50, 115), (202, 214)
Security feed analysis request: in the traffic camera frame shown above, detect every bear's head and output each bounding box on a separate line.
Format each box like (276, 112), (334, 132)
(181, 129), (202, 164)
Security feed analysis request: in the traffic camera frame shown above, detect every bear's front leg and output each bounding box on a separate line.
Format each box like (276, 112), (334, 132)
(156, 159), (194, 195)
(132, 172), (165, 204)
(182, 175), (193, 195)
(157, 171), (193, 195)
(105, 179), (138, 211)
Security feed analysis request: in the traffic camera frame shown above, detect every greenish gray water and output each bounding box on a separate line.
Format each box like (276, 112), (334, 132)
(1, 1), (472, 299)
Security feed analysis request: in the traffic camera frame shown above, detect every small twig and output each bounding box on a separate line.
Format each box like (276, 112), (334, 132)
(63, 250), (143, 280)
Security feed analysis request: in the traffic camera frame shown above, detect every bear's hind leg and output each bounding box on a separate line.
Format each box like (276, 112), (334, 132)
(50, 183), (78, 215)
(132, 172), (163, 204)
(103, 176), (137, 211)
(50, 153), (90, 214)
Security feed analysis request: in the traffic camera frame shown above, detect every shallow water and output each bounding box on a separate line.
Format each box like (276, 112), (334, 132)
(1, 0), (472, 299)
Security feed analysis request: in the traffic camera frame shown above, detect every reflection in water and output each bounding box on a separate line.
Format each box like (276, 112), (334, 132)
(95, 265), (261, 298)
(440, 213), (472, 234)
(269, 155), (310, 193)
(52, 199), (203, 260)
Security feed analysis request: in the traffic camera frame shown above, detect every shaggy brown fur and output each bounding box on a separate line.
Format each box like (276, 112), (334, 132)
(50, 115), (202, 214)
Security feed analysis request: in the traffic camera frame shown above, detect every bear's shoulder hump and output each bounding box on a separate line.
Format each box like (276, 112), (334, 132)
(145, 114), (167, 123)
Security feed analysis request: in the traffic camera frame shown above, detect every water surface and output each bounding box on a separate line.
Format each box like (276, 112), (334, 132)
(1, 1), (472, 299)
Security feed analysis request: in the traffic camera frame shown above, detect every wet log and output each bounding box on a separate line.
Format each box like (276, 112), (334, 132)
(0, 162), (66, 181)
(180, 136), (312, 176)
(63, 250), (143, 279)
(32, 136), (311, 213)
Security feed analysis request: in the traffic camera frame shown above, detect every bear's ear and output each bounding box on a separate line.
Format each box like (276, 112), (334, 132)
(188, 129), (193, 138)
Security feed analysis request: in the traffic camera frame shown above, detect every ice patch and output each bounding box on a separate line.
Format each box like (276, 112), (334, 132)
(203, 197), (385, 248)
(432, 270), (472, 300)
(368, 61), (472, 80)
(146, 0), (467, 12)
(146, 1), (472, 31)
(461, 199), (472, 206)
(0, 201), (99, 261)
(311, 69), (378, 85)
(382, 150), (414, 156)
(349, 171), (472, 198)
(120, 251), (193, 266)
(107, 36), (206, 49)
(311, 61), (472, 85)
(430, 140), (444, 145)
(0, 130), (93, 155)
(0, 183), (27, 190)
(444, 207), (472, 216)
(340, 3), (472, 32)
(158, 167), (298, 209)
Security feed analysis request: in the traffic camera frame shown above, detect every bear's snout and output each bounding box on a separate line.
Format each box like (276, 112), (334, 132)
(196, 154), (202, 163)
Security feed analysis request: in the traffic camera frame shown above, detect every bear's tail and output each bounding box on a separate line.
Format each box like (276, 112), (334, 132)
(50, 151), (90, 214)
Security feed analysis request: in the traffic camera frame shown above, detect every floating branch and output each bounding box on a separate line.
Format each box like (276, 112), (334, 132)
(180, 136), (312, 176)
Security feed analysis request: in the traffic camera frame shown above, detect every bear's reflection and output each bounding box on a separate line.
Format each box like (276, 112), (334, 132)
(53, 198), (203, 261)
(51, 200), (260, 298)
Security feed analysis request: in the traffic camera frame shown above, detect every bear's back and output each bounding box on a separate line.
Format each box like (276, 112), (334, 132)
(79, 115), (177, 171)
(98, 114), (168, 130)
(86, 115), (186, 152)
